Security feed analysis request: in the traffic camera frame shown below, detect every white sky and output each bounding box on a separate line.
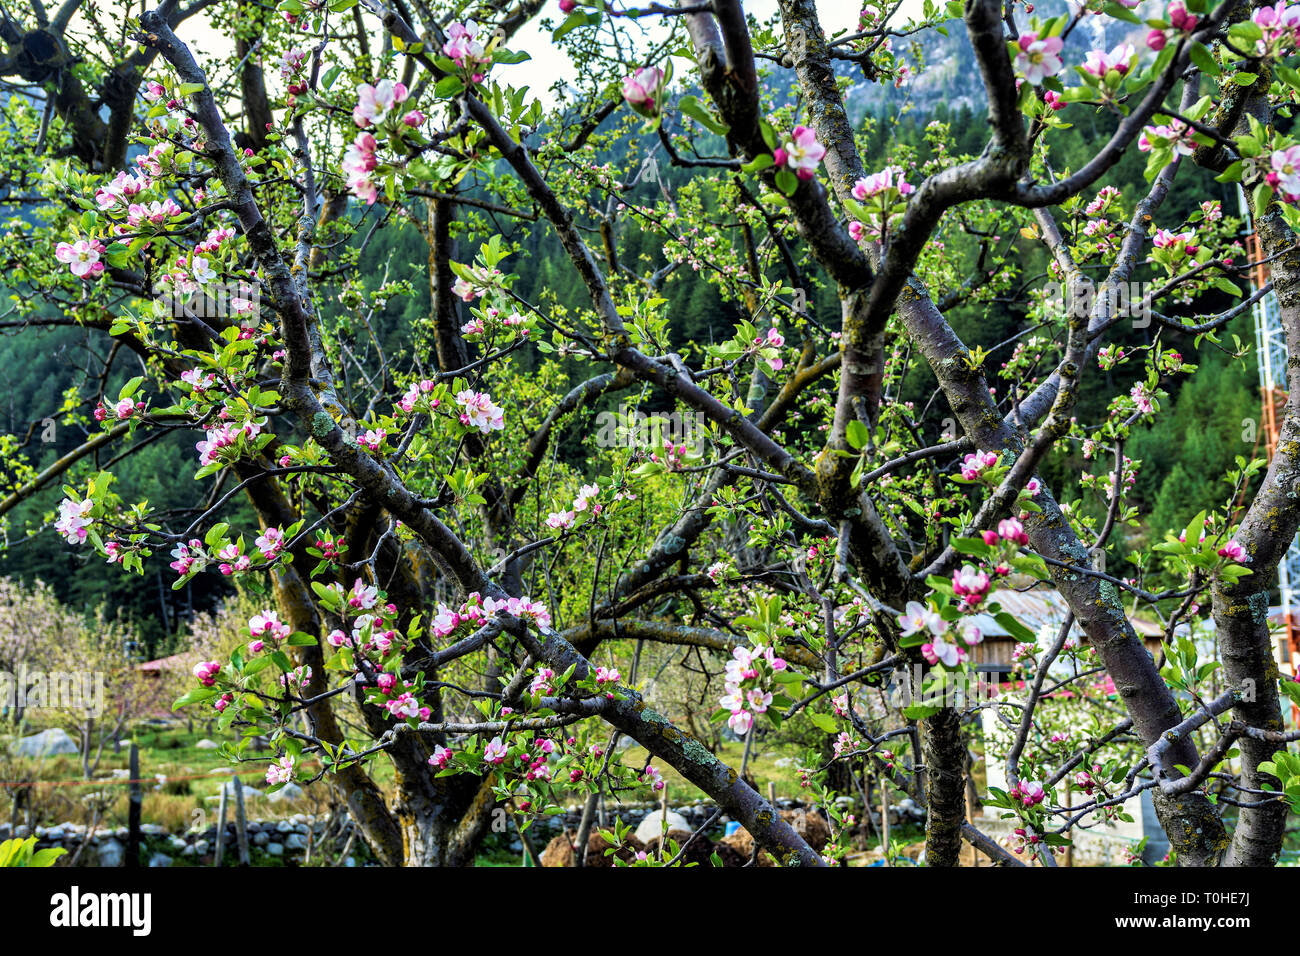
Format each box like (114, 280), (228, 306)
(73, 1), (926, 108)
(505, 0), (921, 104)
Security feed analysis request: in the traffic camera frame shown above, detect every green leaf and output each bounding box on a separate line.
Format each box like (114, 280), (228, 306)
(808, 712), (837, 732)
(1103, 1), (1142, 21)
(774, 167), (798, 197)
(846, 419), (871, 451)
(677, 94), (730, 136)
(903, 703), (942, 720)
(434, 75), (465, 98)
(1188, 42), (1220, 77)
(118, 376), (145, 401)
(172, 687), (220, 710)
(1253, 181), (1273, 217)
(993, 611), (1036, 643)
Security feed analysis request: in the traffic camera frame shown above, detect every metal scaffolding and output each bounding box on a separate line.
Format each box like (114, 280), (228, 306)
(1239, 188), (1300, 686)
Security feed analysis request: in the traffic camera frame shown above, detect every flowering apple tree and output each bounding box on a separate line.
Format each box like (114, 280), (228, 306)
(6, 0), (1300, 867)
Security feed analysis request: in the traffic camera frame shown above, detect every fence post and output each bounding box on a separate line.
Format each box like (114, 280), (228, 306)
(214, 780), (229, 866)
(126, 743), (141, 867)
(880, 785), (891, 867)
(233, 775), (250, 865)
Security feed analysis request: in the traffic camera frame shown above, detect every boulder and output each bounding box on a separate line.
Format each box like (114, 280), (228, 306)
(284, 832), (308, 851)
(195, 739), (219, 750)
(634, 809), (690, 844)
(265, 782), (303, 803)
(147, 853), (172, 868)
(10, 728), (79, 757)
(265, 842), (284, 856)
(96, 838), (125, 868)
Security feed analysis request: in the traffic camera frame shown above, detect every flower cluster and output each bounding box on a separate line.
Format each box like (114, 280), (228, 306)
(953, 564), (991, 608)
(460, 306), (532, 340)
(848, 165), (914, 239)
(169, 539), (208, 577)
(54, 497), (94, 544)
(196, 417), (265, 468)
(430, 591), (553, 640)
(1010, 779), (1045, 807)
(1007, 824), (1045, 856)
(960, 448), (1000, 481)
(1217, 539), (1248, 563)
(342, 132), (379, 205)
(216, 543), (251, 575)
(353, 80), (411, 128)
(247, 609), (292, 654)
(455, 389), (505, 434)
(370, 671), (432, 721)
(1138, 120), (1196, 157)
(717, 644), (788, 735)
(357, 428), (386, 453)
(1251, 2), (1300, 56)
(983, 516), (1029, 548)
(1268, 146), (1300, 204)
(395, 378), (441, 415)
(622, 66), (665, 116)
(898, 599), (983, 668)
(55, 239), (107, 280)
(279, 665), (313, 694)
(193, 660), (221, 687)
(1013, 31), (1063, 85)
(266, 755), (295, 786)
(444, 21), (491, 82)
(774, 126), (826, 181)
(1082, 43), (1136, 81)
(94, 170), (150, 213)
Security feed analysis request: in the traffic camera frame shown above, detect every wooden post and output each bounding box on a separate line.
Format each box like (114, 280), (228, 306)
(880, 785), (891, 867)
(767, 781), (777, 806)
(1063, 783), (1073, 867)
(233, 776), (250, 866)
(966, 755), (980, 868)
(213, 780), (229, 866)
(126, 743), (141, 868)
(513, 814), (537, 867)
